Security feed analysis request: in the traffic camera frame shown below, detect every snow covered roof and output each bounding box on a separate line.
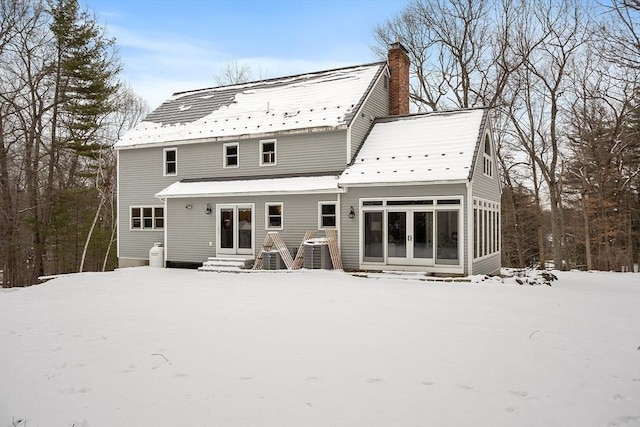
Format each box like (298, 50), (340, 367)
(156, 175), (343, 198)
(339, 109), (488, 186)
(116, 62), (386, 149)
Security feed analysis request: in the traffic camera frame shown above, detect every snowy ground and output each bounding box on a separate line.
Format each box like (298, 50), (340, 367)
(0, 268), (639, 427)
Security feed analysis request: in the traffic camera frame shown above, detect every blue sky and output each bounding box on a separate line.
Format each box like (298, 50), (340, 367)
(84, 0), (406, 108)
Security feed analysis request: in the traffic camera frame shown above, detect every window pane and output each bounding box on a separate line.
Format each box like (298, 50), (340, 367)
(321, 204), (335, 215)
(166, 161), (176, 174)
(132, 218), (141, 228)
(436, 210), (458, 263)
(268, 205), (281, 215)
(155, 218), (164, 228)
(238, 207), (252, 249)
(220, 208), (234, 249)
(154, 207), (163, 217)
(269, 216), (282, 227)
(473, 208), (478, 258)
(387, 211), (406, 257)
(267, 204), (282, 228)
(166, 150), (176, 161)
(322, 216), (336, 227)
(413, 211), (433, 259)
(131, 207), (140, 217)
(262, 141), (275, 164)
(263, 142), (275, 152)
(364, 211), (383, 262)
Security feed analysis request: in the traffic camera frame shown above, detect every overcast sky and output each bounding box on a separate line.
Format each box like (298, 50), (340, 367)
(83, 0), (406, 109)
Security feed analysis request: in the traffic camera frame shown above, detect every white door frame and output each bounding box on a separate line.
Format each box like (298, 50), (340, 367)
(216, 203), (255, 256)
(386, 208), (435, 266)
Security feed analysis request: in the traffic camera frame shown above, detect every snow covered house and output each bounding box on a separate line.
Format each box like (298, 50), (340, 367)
(115, 43), (501, 275)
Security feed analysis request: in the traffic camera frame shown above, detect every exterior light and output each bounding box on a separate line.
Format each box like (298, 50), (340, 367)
(349, 206), (356, 219)
(205, 203), (212, 215)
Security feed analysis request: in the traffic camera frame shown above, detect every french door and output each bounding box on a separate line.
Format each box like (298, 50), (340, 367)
(217, 204), (254, 255)
(387, 210), (434, 265)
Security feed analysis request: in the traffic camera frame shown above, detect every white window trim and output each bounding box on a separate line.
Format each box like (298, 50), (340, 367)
(130, 205), (164, 231)
(223, 142), (239, 168)
(482, 134), (493, 178)
(357, 196), (464, 271)
(318, 201), (338, 230)
(163, 147), (177, 176)
(472, 197), (500, 260)
(260, 139), (277, 167)
(265, 202), (283, 230)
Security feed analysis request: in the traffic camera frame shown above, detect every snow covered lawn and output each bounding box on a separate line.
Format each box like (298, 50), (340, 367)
(1, 268), (639, 427)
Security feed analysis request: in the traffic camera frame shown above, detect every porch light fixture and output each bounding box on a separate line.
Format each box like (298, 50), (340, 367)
(205, 203), (212, 215)
(349, 206), (356, 219)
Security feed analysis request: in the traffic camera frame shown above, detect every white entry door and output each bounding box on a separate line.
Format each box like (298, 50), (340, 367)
(217, 204), (254, 255)
(387, 210), (434, 266)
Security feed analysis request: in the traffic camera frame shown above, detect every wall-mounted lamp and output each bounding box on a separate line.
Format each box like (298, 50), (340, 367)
(205, 203), (212, 215)
(185, 204), (193, 209)
(348, 206), (356, 219)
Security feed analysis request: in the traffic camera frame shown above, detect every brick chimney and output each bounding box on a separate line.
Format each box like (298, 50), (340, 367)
(388, 42), (410, 116)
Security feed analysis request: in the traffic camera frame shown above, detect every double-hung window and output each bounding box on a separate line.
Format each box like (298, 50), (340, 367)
(131, 206), (164, 230)
(319, 202), (337, 229)
(164, 148), (177, 176)
(260, 139), (276, 166)
(224, 142), (239, 168)
(265, 202), (283, 229)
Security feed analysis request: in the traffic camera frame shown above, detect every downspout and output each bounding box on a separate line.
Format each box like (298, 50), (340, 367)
(161, 197), (167, 267)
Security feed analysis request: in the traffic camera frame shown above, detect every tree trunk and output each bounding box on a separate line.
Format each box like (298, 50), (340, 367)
(582, 193), (592, 270)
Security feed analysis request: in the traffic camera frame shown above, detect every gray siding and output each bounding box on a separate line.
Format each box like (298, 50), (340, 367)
(118, 149), (175, 261)
(470, 123), (501, 202)
(469, 117), (501, 275)
(348, 72), (390, 162)
(165, 194), (340, 263)
(339, 183), (469, 273)
(118, 130), (347, 262)
(472, 254), (501, 275)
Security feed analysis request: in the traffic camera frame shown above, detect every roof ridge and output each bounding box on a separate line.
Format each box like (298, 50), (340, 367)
(172, 61), (387, 97)
(372, 106), (489, 123)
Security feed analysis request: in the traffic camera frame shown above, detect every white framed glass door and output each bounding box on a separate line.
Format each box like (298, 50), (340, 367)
(386, 210), (434, 266)
(217, 204), (254, 255)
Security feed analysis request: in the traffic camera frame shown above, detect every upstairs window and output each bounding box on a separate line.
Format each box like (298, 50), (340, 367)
(483, 135), (493, 178)
(319, 202), (337, 229)
(164, 148), (177, 176)
(265, 203), (283, 229)
(260, 139), (276, 166)
(131, 206), (164, 230)
(224, 142), (239, 168)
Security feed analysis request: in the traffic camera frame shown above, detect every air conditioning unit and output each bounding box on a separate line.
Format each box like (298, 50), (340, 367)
(303, 238), (332, 269)
(262, 250), (283, 270)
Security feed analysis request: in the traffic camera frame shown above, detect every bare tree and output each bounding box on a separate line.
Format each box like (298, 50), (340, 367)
(373, 0), (522, 111)
(213, 60), (256, 86)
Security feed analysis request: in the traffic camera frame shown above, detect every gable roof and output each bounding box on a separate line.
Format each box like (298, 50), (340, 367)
(115, 62), (386, 149)
(339, 108), (488, 186)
